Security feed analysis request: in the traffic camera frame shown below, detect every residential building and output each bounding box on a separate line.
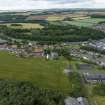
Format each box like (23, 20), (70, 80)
(84, 73), (105, 83)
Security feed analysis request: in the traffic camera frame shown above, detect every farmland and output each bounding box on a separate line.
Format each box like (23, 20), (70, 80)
(0, 51), (71, 92)
(67, 18), (105, 27)
(50, 18), (105, 27)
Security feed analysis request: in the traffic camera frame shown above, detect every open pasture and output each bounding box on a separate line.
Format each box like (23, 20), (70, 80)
(0, 51), (70, 92)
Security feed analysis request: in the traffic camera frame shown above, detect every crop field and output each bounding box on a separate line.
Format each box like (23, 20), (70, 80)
(47, 13), (87, 21)
(3, 23), (44, 29)
(0, 51), (71, 92)
(47, 15), (65, 21)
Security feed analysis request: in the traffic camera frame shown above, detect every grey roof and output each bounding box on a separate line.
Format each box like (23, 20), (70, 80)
(84, 74), (105, 81)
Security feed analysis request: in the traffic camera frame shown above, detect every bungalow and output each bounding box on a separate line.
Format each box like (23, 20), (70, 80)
(8, 44), (18, 53)
(84, 73), (105, 83)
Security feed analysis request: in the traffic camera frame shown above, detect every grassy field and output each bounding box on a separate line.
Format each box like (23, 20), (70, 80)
(92, 96), (105, 105)
(0, 51), (71, 93)
(2, 23), (43, 29)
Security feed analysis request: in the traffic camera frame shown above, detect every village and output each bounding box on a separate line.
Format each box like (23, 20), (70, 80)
(0, 39), (60, 60)
(1, 38), (105, 105)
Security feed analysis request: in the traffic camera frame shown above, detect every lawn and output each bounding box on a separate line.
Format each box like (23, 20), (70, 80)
(0, 51), (71, 93)
(2, 23), (44, 29)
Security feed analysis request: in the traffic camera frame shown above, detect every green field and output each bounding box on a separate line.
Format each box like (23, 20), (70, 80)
(0, 51), (70, 92)
(64, 18), (105, 27)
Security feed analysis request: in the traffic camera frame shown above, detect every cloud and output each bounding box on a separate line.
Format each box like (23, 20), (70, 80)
(0, 0), (104, 10)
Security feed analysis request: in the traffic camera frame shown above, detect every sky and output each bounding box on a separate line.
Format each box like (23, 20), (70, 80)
(0, 0), (105, 10)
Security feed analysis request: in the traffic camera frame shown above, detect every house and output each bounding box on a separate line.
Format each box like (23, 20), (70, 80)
(84, 73), (105, 83)
(11, 45), (17, 49)
(0, 39), (7, 50)
(8, 44), (18, 52)
(33, 47), (44, 56)
(65, 97), (89, 105)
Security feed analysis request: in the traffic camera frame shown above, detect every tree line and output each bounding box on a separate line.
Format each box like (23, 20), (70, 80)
(0, 24), (105, 42)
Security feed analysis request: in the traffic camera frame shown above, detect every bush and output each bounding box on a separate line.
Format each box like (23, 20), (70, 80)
(93, 84), (105, 96)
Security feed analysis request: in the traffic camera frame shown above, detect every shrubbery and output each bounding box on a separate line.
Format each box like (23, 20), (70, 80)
(0, 80), (64, 105)
(69, 72), (86, 97)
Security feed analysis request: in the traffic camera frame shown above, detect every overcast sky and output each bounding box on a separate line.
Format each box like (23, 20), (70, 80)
(0, 0), (105, 10)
